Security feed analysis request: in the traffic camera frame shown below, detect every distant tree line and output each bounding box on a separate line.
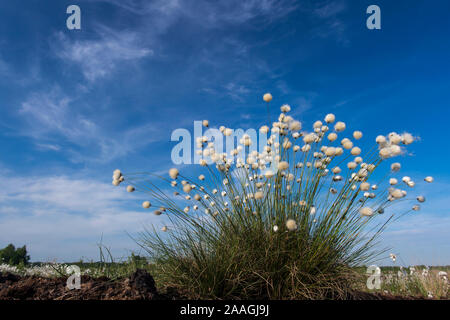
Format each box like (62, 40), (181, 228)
(0, 244), (30, 266)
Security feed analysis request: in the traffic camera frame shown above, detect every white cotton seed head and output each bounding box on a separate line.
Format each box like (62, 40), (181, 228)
(325, 113), (335, 123)
(202, 120), (209, 127)
(412, 205), (420, 211)
(402, 133), (414, 145)
(303, 133), (317, 144)
(286, 219), (298, 231)
(391, 162), (401, 172)
(379, 148), (391, 159)
(343, 141), (353, 150)
(264, 170), (275, 179)
(424, 176), (434, 183)
(260, 125), (269, 134)
(376, 135), (387, 144)
(389, 178), (398, 185)
(273, 225), (279, 232)
(359, 207), (374, 217)
(353, 131), (363, 140)
(289, 120), (301, 131)
(351, 147), (361, 156)
(183, 184), (192, 193)
(142, 201), (151, 209)
(328, 133), (337, 142)
(389, 133), (402, 145)
(313, 120), (322, 129)
(169, 168), (179, 179)
(280, 104), (291, 113)
(112, 180), (120, 186)
(278, 161), (289, 171)
(332, 167), (341, 174)
(416, 196), (425, 203)
(325, 147), (336, 156)
(263, 93), (273, 102)
(161, 226), (168, 232)
(254, 191), (264, 200)
(127, 185), (135, 193)
(390, 189), (404, 199)
(360, 182), (370, 191)
(334, 121), (346, 132)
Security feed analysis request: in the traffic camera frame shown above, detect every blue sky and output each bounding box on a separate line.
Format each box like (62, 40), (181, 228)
(0, 0), (449, 265)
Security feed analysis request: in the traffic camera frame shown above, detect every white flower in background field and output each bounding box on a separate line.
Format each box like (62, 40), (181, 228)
(142, 201), (151, 209)
(169, 168), (179, 179)
(286, 219), (298, 231)
(263, 93), (272, 102)
(273, 225), (279, 232)
(389, 253), (397, 262)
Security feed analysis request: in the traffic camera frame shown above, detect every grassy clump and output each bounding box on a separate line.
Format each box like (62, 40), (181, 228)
(115, 96), (430, 299)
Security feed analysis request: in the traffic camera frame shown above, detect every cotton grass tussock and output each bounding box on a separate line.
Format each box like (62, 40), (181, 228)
(113, 93), (434, 300)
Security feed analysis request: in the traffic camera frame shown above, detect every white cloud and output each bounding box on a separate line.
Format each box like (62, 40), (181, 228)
(101, 0), (298, 27)
(53, 28), (152, 82)
(18, 86), (160, 163)
(0, 174), (161, 261)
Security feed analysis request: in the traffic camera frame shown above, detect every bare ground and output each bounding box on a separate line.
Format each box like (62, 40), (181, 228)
(0, 270), (432, 300)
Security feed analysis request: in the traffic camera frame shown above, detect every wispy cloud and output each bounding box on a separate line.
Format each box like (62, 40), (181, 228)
(310, 0), (349, 44)
(17, 86), (160, 163)
(52, 28), (152, 82)
(100, 0), (298, 27)
(0, 174), (156, 261)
